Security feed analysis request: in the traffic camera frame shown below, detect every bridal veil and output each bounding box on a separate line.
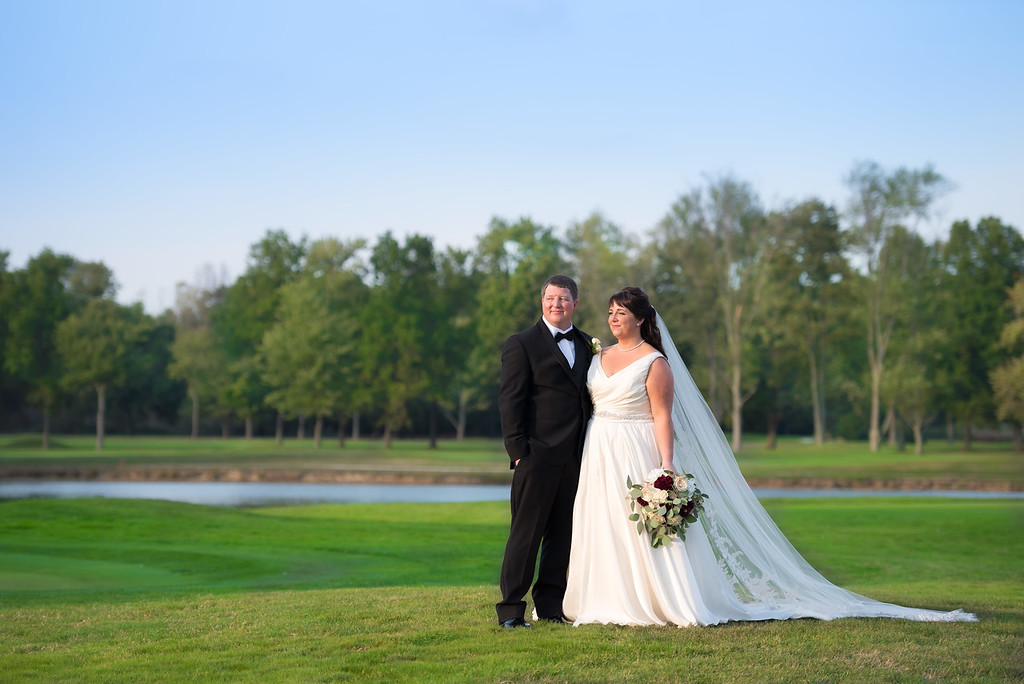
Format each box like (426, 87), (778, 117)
(656, 314), (976, 622)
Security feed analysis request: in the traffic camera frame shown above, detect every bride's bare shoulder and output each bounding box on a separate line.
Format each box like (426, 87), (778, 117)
(647, 355), (673, 383)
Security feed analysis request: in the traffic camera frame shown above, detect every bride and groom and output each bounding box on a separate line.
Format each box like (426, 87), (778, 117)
(495, 275), (975, 629)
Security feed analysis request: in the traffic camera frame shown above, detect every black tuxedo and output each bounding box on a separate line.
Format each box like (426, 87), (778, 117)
(495, 319), (593, 623)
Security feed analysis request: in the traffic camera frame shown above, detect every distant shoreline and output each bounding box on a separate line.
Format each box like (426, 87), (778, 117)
(0, 465), (1018, 492)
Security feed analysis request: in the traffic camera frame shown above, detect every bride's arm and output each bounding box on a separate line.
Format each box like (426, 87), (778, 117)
(647, 357), (675, 471)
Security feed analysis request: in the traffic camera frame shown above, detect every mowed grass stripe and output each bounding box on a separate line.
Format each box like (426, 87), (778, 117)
(0, 498), (1020, 681)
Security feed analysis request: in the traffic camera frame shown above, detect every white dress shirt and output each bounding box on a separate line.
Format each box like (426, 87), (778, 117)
(543, 320), (576, 368)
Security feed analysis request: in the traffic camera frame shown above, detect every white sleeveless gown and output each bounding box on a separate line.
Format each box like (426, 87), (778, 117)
(564, 352), (750, 626)
(562, 352), (975, 626)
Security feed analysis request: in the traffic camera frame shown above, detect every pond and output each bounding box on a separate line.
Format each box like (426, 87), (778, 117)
(0, 480), (1020, 507)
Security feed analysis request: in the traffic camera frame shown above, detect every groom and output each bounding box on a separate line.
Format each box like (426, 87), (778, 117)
(495, 275), (593, 629)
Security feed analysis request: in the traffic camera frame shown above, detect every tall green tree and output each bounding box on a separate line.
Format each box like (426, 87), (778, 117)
(990, 279), (1024, 452)
(940, 217), (1024, 448)
(0, 251), (17, 428)
(56, 299), (144, 450)
(358, 233), (438, 447)
(879, 231), (944, 454)
(261, 237), (366, 447)
(643, 189), (726, 419)
(169, 272), (228, 439)
(3, 250), (76, 448)
(755, 200), (849, 447)
(219, 355), (266, 440)
(214, 230), (307, 357)
(0, 251), (10, 412)
(748, 297), (804, 449)
(110, 314), (184, 434)
(765, 200), (852, 445)
(168, 327), (224, 439)
(651, 178), (771, 451)
(216, 229), (307, 436)
(212, 230), (306, 434)
(433, 247), (483, 441)
(844, 160), (949, 451)
(261, 279), (343, 447)
(709, 177), (776, 452)
(67, 261), (116, 301)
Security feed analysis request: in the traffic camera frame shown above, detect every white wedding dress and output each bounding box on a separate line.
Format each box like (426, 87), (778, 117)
(563, 323), (976, 627)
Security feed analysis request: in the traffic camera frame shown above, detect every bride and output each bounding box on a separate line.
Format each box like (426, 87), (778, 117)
(562, 287), (976, 626)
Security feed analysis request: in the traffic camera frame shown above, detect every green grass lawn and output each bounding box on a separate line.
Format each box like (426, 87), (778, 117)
(0, 434), (508, 466)
(1, 497), (1021, 682)
(2, 433), (1021, 488)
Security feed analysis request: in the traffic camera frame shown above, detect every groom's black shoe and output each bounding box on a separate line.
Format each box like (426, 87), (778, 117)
(540, 614), (572, 625)
(501, 617), (532, 629)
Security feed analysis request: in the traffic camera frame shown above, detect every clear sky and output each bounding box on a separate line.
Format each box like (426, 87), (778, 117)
(2, 0), (1022, 314)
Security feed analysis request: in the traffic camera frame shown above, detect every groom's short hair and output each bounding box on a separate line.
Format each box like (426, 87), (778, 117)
(541, 275), (579, 301)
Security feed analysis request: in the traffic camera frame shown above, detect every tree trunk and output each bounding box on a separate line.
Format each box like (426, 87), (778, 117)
(962, 416), (973, 451)
(885, 402), (898, 446)
(457, 393), (467, 441)
(275, 411), (283, 445)
(245, 416), (253, 440)
(352, 411), (361, 440)
(95, 383), (106, 451)
(383, 423), (392, 449)
(868, 363), (882, 452)
(707, 331), (722, 421)
(766, 409), (780, 450)
(428, 403), (438, 449)
(1013, 425), (1022, 454)
(912, 420), (924, 455)
(190, 388), (200, 439)
(946, 414), (954, 443)
(298, 415), (306, 440)
(809, 343), (824, 446)
(314, 415), (323, 448)
(221, 420), (229, 438)
(337, 412), (346, 448)
(42, 403), (51, 450)
(730, 355), (742, 453)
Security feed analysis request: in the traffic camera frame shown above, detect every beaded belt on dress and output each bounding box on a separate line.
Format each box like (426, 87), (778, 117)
(593, 410), (654, 422)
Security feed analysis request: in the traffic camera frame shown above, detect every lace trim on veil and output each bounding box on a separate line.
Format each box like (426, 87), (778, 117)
(656, 313), (977, 623)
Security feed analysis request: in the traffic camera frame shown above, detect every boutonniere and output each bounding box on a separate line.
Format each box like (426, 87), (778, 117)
(590, 337), (602, 355)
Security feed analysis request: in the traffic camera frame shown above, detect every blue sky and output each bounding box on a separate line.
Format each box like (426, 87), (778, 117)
(2, 0), (1022, 314)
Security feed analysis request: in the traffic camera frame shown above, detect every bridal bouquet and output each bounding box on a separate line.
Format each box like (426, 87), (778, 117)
(627, 468), (708, 548)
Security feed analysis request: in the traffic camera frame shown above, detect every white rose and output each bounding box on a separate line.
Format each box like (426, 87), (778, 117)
(647, 468), (667, 482)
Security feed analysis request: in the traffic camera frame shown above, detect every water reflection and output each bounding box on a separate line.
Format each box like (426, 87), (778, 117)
(0, 481), (1019, 507)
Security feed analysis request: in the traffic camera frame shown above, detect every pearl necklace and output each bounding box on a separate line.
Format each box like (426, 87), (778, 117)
(618, 339), (645, 353)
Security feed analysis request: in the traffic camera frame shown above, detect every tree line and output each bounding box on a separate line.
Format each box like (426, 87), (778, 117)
(2, 161), (1023, 452)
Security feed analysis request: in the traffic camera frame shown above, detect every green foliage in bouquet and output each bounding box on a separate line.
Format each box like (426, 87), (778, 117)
(627, 469), (709, 548)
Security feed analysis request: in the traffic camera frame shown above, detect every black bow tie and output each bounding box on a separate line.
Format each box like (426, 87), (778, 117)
(554, 330), (574, 343)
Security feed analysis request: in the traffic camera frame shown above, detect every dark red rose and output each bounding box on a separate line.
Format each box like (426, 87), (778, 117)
(637, 497), (649, 507)
(680, 501), (694, 516)
(654, 474), (674, 491)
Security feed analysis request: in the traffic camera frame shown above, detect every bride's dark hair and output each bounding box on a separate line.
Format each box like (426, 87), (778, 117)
(608, 287), (666, 357)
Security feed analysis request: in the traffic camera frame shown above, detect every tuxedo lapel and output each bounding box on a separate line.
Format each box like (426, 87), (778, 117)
(536, 320), (573, 378)
(534, 320), (591, 389)
(570, 333), (589, 387)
